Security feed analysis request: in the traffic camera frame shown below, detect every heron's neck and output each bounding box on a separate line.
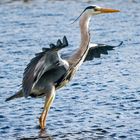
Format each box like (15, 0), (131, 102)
(80, 14), (91, 50)
(69, 13), (91, 66)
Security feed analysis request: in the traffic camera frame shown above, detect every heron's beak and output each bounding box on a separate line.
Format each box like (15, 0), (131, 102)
(98, 7), (120, 13)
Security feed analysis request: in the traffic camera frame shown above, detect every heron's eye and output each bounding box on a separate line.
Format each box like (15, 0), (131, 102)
(94, 8), (98, 12)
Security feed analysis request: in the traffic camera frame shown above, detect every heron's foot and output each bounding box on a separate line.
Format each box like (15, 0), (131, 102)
(39, 113), (46, 130)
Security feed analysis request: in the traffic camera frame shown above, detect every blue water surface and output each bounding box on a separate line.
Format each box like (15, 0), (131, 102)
(0, 0), (140, 139)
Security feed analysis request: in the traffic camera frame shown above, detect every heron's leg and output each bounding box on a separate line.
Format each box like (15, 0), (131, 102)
(39, 86), (55, 129)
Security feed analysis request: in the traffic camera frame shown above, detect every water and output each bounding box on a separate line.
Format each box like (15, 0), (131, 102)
(0, 0), (140, 139)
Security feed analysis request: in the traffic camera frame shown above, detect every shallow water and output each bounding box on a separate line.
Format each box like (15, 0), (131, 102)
(0, 0), (140, 139)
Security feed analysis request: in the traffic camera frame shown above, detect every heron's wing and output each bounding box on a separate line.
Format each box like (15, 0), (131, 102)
(61, 42), (123, 60)
(23, 36), (68, 98)
(84, 42), (123, 61)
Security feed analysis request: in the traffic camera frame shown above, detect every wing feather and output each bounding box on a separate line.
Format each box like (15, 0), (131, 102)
(84, 41), (123, 61)
(22, 36), (68, 97)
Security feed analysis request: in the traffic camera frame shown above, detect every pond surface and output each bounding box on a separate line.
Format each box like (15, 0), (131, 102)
(0, 0), (140, 139)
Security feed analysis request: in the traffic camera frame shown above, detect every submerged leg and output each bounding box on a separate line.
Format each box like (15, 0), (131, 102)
(39, 86), (55, 129)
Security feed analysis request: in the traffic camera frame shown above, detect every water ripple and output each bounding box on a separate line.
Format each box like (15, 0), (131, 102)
(0, 0), (140, 140)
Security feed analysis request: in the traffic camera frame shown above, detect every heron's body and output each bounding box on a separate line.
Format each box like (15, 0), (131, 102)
(6, 5), (121, 129)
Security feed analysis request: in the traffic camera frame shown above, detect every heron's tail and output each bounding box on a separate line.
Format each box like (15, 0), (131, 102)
(5, 89), (23, 102)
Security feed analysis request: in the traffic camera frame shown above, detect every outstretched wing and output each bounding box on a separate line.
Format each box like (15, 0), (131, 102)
(61, 42), (123, 61)
(84, 42), (123, 61)
(22, 36), (68, 98)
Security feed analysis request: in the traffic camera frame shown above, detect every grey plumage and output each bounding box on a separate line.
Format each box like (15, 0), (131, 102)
(5, 90), (23, 102)
(23, 36), (68, 98)
(6, 36), (69, 101)
(84, 41), (123, 61)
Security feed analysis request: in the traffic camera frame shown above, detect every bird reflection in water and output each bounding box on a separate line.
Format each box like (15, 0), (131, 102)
(20, 129), (53, 140)
(19, 127), (109, 140)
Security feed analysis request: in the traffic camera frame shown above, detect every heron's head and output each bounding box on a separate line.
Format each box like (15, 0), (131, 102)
(84, 5), (120, 16)
(73, 5), (120, 23)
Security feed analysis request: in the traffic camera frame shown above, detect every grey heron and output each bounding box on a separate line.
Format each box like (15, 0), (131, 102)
(6, 5), (121, 129)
